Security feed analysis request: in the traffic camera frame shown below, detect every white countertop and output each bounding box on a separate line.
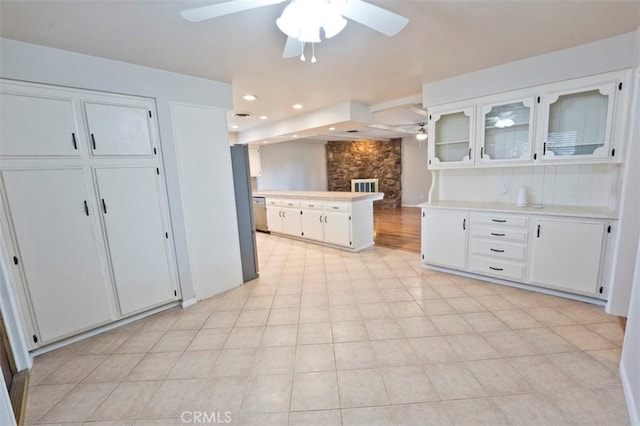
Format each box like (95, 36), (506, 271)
(418, 200), (617, 220)
(253, 190), (384, 202)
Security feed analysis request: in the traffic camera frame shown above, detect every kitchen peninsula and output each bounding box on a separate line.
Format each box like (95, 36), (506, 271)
(253, 191), (384, 251)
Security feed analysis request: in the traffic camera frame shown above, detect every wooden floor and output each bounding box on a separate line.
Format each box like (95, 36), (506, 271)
(373, 206), (421, 253)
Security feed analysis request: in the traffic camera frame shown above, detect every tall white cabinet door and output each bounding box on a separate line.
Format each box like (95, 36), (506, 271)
(95, 167), (175, 315)
(302, 210), (324, 241)
(530, 219), (605, 295)
(324, 211), (351, 247)
(84, 103), (153, 156)
(0, 93), (80, 157)
(282, 207), (302, 237)
(266, 207), (283, 233)
(2, 169), (112, 344)
(422, 209), (469, 269)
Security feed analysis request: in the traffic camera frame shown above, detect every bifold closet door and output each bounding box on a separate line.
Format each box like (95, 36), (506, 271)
(94, 167), (174, 315)
(2, 169), (113, 343)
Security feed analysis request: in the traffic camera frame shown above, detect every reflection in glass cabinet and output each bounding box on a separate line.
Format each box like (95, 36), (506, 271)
(433, 111), (472, 164)
(482, 100), (533, 161)
(546, 89), (609, 157)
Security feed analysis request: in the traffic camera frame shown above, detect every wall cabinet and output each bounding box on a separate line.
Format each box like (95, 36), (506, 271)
(0, 81), (179, 348)
(426, 71), (628, 169)
(421, 206), (612, 300)
(421, 209), (468, 269)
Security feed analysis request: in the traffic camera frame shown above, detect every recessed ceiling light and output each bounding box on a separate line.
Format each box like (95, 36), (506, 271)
(329, 127), (336, 131)
(259, 115), (268, 120)
(292, 104), (303, 110)
(292, 134), (299, 138)
(263, 141), (269, 144)
(242, 94), (257, 101)
(230, 125), (239, 129)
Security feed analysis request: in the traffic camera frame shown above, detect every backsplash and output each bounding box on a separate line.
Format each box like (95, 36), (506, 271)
(435, 164), (619, 211)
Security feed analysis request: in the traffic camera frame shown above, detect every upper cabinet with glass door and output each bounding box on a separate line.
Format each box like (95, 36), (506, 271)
(428, 106), (475, 169)
(477, 97), (535, 165)
(536, 82), (618, 162)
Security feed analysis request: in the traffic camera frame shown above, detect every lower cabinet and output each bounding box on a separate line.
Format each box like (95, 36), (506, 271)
(266, 200), (302, 237)
(1, 169), (113, 344)
(421, 207), (612, 299)
(530, 218), (606, 295)
(421, 209), (468, 270)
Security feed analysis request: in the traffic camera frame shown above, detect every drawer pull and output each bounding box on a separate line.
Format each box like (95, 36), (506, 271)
(490, 232), (505, 237)
(490, 248), (504, 253)
(332, 206), (340, 210)
(491, 219), (507, 223)
(489, 266), (504, 271)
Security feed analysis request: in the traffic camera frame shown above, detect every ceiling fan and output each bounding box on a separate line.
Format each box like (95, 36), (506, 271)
(180, 0), (409, 60)
(369, 121), (428, 146)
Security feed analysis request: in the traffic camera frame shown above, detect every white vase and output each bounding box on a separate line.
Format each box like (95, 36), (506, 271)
(517, 187), (527, 207)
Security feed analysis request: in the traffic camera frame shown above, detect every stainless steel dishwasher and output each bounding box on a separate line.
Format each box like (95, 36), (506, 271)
(252, 196), (267, 232)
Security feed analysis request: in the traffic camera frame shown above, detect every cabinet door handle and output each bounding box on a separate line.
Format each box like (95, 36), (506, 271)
(537, 224), (541, 238)
(324, 216), (328, 223)
(462, 218), (466, 230)
(468, 148), (472, 160)
(71, 133), (78, 150)
(101, 198), (107, 214)
(480, 147), (484, 159)
(279, 210), (282, 218)
(91, 133), (96, 150)
(489, 266), (504, 271)
(490, 232), (505, 237)
(283, 211), (286, 218)
(490, 248), (505, 253)
(319, 215), (322, 223)
(543, 142), (547, 155)
(491, 219), (506, 223)
(83, 200), (89, 216)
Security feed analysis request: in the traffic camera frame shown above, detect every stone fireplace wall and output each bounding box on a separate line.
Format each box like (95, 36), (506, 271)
(326, 139), (401, 208)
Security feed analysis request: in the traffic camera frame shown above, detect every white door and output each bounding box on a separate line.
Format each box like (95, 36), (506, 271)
(530, 218), (605, 295)
(95, 167), (175, 315)
(324, 211), (351, 247)
(2, 169), (112, 344)
(0, 93), (80, 157)
(282, 207), (302, 237)
(302, 209), (324, 241)
(422, 209), (468, 269)
(266, 207), (283, 233)
(85, 102), (153, 156)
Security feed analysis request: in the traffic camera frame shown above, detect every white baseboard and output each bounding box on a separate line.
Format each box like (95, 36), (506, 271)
(181, 298), (198, 308)
(620, 362), (639, 426)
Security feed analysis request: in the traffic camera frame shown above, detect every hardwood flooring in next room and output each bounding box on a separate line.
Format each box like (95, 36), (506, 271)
(374, 207), (421, 254)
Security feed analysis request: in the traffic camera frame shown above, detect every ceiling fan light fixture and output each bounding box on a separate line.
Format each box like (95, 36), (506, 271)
(416, 132), (427, 141)
(277, 0), (346, 44)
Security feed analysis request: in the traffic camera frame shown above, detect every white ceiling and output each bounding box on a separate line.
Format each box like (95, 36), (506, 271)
(1, 0), (638, 143)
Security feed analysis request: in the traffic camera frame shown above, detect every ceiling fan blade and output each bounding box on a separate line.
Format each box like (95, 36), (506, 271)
(283, 37), (304, 58)
(181, 0), (286, 22)
(342, 0), (409, 36)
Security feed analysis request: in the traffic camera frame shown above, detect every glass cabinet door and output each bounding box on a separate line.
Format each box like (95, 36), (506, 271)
(428, 107), (474, 168)
(539, 83), (616, 160)
(479, 98), (534, 163)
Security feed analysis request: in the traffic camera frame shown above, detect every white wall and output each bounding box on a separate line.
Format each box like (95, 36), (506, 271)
(401, 138), (431, 206)
(171, 103), (243, 301)
(257, 140), (328, 191)
(621, 241), (640, 424)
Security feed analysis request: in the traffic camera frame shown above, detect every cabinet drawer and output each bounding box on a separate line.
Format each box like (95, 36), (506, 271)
(282, 200), (301, 208)
(301, 201), (323, 210)
(472, 213), (528, 228)
(469, 257), (525, 281)
(470, 239), (527, 261)
(324, 202), (350, 213)
(472, 227), (528, 243)
(266, 198), (282, 207)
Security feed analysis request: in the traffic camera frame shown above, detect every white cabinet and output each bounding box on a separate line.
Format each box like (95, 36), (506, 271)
(266, 201), (284, 234)
(477, 97), (535, 164)
(421, 209), (468, 269)
(530, 218), (606, 295)
(301, 201), (324, 241)
(266, 199), (302, 237)
(428, 106), (475, 168)
(537, 83), (617, 161)
(323, 203), (352, 248)
(1, 169), (113, 344)
(0, 92), (80, 157)
(248, 145), (261, 177)
(95, 167), (175, 315)
(84, 102), (154, 156)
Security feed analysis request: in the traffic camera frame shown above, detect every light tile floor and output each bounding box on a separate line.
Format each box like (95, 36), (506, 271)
(26, 233), (629, 425)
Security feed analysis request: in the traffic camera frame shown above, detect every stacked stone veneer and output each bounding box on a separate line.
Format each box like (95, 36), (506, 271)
(326, 139), (401, 208)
